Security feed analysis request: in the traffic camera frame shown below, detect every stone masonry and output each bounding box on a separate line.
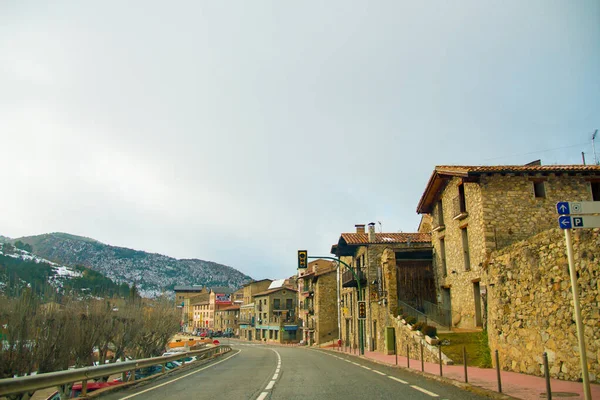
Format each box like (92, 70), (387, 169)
(486, 228), (600, 383)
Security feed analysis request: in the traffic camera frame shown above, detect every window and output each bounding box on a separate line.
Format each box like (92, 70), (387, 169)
(273, 299), (281, 310)
(592, 182), (600, 201)
(533, 181), (546, 198)
(461, 227), (471, 271)
(458, 184), (467, 213)
(440, 238), (447, 277)
(436, 199), (444, 226)
(286, 298), (293, 310)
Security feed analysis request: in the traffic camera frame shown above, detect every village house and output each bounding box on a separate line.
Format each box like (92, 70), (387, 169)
(214, 304), (241, 336)
(416, 162), (600, 329)
(331, 223), (432, 353)
(297, 259), (338, 346)
(239, 279), (273, 341)
(253, 286), (299, 344)
(416, 162), (600, 382)
(174, 285), (206, 332)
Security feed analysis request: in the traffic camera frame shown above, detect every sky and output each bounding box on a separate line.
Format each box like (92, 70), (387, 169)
(1, 1), (599, 280)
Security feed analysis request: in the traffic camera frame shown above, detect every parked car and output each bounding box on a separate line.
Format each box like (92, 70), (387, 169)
(46, 381), (122, 399)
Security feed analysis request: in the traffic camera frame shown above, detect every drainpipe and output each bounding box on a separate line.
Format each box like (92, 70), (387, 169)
(337, 260), (341, 344)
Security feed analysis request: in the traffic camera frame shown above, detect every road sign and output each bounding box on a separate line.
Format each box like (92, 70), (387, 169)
(558, 215), (600, 229)
(297, 250), (308, 269)
(358, 301), (366, 320)
(556, 201), (600, 215)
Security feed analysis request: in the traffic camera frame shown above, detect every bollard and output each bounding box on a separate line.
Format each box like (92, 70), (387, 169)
(463, 346), (468, 383)
(395, 340), (398, 366)
(543, 352), (552, 400)
(495, 350), (502, 393)
(439, 345), (443, 376)
(420, 342), (424, 372)
(407, 344), (410, 368)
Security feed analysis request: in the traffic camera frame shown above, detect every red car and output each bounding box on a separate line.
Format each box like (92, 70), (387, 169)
(46, 381), (122, 399)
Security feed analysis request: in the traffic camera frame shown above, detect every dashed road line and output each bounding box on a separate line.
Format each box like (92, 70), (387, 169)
(265, 380), (275, 390)
(410, 385), (439, 397)
(254, 349), (281, 400)
(388, 376), (408, 384)
(256, 393), (268, 400)
(360, 365), (372, 370)
(372, 370), (386, 376)
(352, 362), (360, 366)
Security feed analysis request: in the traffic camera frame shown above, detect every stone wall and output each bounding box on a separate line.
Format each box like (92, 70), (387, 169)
(392, 317), (453, 364)
(486, 228), (600, 383)
(315, 269), (339, 344)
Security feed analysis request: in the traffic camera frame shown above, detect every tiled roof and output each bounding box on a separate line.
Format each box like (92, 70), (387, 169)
(340, 232), (431, 245)
(417, 164), (600, 214)
(210, 286), (233, 294)
(217, 304), (240, 311)
(174, 285), (205, 292)
(253, 287), (298, 297)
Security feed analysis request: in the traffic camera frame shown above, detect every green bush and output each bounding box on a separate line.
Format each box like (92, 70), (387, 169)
(411, 321), (425, 331)
(405, 316), (417, 325)
(422, 325), (437, 338)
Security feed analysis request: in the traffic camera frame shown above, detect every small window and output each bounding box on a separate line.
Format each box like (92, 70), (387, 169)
(439, 238), (447, 277)
(461, 227), (471, 271)
(592, 182), (600, 201)
(533, 181), (546, 198)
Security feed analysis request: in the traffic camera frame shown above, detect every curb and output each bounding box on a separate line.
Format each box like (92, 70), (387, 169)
(320, 347), (520, 400)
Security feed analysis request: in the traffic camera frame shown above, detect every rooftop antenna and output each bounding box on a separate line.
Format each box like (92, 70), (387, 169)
(592, 129), (599, 165)
(377, 221), (382, 233)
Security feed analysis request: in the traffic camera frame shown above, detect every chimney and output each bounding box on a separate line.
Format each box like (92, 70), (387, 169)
(355, 224), (366, 234)
(368, 222), (376, 243)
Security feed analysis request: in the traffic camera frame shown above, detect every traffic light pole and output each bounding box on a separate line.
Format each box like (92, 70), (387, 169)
(307, 256), (364, 356)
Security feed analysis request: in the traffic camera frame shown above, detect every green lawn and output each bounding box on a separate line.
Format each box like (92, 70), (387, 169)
(437, 330), (492, 368)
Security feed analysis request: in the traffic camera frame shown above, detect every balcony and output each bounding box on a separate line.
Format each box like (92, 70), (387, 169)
(452, 195), (468, 220)
(341, 268), (367, 288)
(432, 208), (445, 232)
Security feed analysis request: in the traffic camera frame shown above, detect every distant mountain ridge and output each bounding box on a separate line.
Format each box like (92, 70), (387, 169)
(7, 232), (253, 297)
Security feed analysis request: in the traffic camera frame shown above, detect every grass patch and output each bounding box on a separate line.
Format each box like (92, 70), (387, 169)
(438, 330), (492, 368)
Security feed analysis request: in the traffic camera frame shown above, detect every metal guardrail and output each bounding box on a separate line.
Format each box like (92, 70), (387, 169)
(422, 300), (452, 329)
(0, 345), (231, 398)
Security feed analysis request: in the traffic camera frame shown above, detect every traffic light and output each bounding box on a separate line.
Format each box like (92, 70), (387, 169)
(298, 250), (308, 269)
(358, 301), (366, 319)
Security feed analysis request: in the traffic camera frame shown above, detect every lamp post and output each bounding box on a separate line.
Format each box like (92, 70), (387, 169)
(307, 255), (364, 355)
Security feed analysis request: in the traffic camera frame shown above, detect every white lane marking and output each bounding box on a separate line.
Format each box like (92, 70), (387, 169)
(265, 380), (275, 390)
(254, 348), (281, 399)
(352, 362), (360, 366)
(410, 385), (439, 397)
(344, 360), (352, 363)
(275, 368), (280, 374)
(118, 350), (241, 399)
(272, 373), (279, 380)
(373, 370), (386, 376)
(389, 376), (409, 384)
(256, 393), (268, 400)
(360, 365), (372, 370)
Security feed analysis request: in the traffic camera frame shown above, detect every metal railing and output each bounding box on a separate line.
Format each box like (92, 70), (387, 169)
(423, 300), (452, 329)
(0, 345), (231, 399)
(398, 300), (429, 325)
(341, 268), (366, 288)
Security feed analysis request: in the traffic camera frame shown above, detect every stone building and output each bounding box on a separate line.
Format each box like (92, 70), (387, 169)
(214, 304), (241, 336)
(331, 223), (431, 353)
(297, 259), (338, 346)
(239, 279), (273, 341)
(253, 287), (299, 343)
(174, 285), (206, 332)
(416, 163), (600, 329)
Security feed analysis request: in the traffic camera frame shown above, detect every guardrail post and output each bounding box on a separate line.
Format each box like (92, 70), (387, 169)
(420, 342), (424, 372)
(463, 346), (468, 383)
(82, 380), (88, 397)
(495, 349), (502, 393)
(543, 352), (552, 400)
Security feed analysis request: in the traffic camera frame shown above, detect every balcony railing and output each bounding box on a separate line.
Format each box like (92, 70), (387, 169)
(341, 268), (367, 288)
(452, 195), (468, 220)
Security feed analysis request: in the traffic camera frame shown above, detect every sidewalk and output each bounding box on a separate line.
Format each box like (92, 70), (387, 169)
(327, 346), (600, 400)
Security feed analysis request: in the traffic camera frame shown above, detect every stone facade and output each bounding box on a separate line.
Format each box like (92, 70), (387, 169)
(423, 169), (600, 329)
(239, 279), (272, 341)
(298, 260), (338, 345)
(253, 287), (299, 344)
(333, 225), (432, 353)
(214, 304), (240, 336)
(486, 228), (600, 383)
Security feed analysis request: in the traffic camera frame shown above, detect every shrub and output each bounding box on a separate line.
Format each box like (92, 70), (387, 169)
(411, 321), (425, 331)
(396, 307), (403, 317)
(405, 316), (417, 325)
(422, 325), (437, 338)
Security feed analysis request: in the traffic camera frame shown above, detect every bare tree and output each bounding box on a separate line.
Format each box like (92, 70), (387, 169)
(131, 296), (180, 359)
(0, 290), (37, 379)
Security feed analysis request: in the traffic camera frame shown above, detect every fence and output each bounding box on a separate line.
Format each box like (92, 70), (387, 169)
(0, 345), (231, 399)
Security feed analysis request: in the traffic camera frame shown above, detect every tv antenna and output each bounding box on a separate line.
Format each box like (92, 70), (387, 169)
(377, 221), (382, 233)
(593, 129), (599, 165)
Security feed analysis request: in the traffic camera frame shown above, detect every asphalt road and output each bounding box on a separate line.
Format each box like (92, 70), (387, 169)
(100, 343), (490, 400)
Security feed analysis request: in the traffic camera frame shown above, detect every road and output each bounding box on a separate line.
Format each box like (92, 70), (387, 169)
(100, 342), (489, 400)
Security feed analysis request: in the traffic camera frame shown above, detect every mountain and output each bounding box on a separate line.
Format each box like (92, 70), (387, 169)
(8, 233), (253, 297)
(0, 242), (130, 298)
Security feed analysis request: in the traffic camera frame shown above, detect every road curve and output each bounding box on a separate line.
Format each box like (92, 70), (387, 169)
(99, 343), (489, 400)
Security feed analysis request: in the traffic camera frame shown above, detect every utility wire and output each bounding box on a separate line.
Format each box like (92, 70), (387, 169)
(482, 142), (589, 162)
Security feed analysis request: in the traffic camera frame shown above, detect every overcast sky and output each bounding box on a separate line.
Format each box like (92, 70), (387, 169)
(1, 1), (598, 280)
